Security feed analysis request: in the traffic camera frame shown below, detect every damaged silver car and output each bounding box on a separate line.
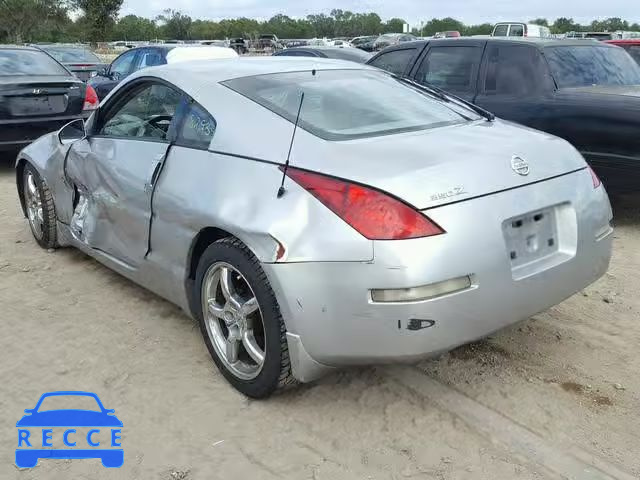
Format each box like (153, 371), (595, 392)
(16, 58), (613, 398)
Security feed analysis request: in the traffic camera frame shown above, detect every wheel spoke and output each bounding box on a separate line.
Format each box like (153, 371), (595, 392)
(27, 175), (37, 196)
(219, 267), (235, 300)
(241, 296), (258, 316)
(207, 299), (225, 319)
(242, 330), (265, 364)
(226, 330), (240, 364)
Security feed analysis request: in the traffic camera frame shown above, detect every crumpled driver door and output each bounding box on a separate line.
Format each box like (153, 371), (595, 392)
(65, 136), (170, 269)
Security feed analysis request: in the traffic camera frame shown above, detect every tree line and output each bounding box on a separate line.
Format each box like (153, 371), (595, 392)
(0, 1), (638, 44)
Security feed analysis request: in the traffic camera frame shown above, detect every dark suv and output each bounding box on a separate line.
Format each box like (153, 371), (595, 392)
(367, 38), (640, 192)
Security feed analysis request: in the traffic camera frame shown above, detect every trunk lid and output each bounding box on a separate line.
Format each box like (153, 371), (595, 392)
(295, 119), (586, 209)
(0, 76), (84, 120)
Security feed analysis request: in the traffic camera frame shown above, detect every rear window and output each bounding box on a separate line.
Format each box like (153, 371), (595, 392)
(42, 47), (101, 64)
(0, 49), (69, 76)
(545, 45), (640, 87)
(223, 69), (470, 141)
(509, 25), (524, 36)
(622, 45), (640, 65)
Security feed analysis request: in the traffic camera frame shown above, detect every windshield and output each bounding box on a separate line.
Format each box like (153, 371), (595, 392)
(545, 45), (640, 87)
(0, 49), (68, 76)
(224, 69), (471, 141)
(42, 47), (101, 64)
(37, 395), (102, 412)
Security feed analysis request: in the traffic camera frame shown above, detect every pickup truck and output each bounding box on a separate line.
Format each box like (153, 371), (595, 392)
(367, 38), (640, 193)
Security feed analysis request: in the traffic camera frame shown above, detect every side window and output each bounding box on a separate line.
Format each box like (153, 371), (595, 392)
(109, 51), (137, 80)
(368, 48), (416, 76)
(99, 83), (183, 140)
(493, 25), (509, 36)
(139, 49), (165, 69)
(176, 101), (216, 149)
(509, 24), (524, 37)
(415, 46), (482, 93)
(483, 45), (545, 96)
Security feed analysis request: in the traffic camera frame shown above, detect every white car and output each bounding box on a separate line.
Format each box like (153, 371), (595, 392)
(492, 22), (551, 38)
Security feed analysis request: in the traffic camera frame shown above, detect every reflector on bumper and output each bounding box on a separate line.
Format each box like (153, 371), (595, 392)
(371, 276), (472, 303)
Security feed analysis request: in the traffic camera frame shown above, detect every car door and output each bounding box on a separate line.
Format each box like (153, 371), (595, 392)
(64, 80), (185, 268)
(473, 43), (555, 129)
(92, 49), (141, 100)
(409, 42), (485, 102)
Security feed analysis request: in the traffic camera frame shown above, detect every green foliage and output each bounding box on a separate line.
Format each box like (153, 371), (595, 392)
(70, 0), (123, 43)
(0, 0), (68, 43)
(156, 9), (192, 40)
(1, 6), (639, 45)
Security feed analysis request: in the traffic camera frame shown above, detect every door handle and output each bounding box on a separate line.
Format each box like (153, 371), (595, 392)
(144, 161), (162, 193)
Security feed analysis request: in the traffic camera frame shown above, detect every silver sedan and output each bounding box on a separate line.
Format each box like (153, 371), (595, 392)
(16, 58), (613, 398)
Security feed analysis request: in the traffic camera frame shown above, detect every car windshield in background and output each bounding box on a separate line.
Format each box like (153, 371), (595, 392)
(545, 46), (640, 88)
(0, 49), (69, 76)
(224, 69), (471, 141)
(42, 47), (101, 64)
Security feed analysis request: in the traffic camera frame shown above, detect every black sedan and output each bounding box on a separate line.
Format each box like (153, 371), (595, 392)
(273, 46), (372, 63)
(368, 38), (640, 193)
(38, 45), (108, 82)
(0, 46), (98, 152)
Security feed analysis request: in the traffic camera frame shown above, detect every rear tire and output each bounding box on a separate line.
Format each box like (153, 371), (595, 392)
(22, 163), (58, 249)
(194, 237), (295, 398)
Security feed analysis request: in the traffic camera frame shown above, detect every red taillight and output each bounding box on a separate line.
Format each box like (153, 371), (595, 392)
(588, 166), (601, 188)
(83, 85), (99, 111)
(283, 167), (444, 240)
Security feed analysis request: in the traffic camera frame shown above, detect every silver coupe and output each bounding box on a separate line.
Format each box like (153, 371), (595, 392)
(16, 58), (614, 397)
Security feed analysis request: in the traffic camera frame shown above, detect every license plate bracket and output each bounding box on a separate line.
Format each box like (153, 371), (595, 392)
(503, 207), (558, 269)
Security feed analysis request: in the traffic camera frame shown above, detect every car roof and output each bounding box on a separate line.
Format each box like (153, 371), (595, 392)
(377, 37), (619, 52)
(142, 56), (372, 85)
(0, 44), (40, 51)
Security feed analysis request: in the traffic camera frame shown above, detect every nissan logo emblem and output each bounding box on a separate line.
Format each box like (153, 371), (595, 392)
(511, 156), (530, 176)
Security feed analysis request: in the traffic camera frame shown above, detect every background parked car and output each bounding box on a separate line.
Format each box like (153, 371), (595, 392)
(0, 45), (97, 152)
(351, 35), (378, 52)
(273, 46), (372, 63)
(367, 37), (640, 192)
(88, 45), (238, 100)
(491, 22), (551, 38)
(584, 32), (614, 41)
(373, 33), (417, 51)
(229, 38), (249, 54)
(605, 39), (640, 64)
(38, 45), (108, 82)
(433, 31), (461, 39)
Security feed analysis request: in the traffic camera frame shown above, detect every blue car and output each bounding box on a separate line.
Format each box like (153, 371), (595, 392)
(16, 391), (123, 468)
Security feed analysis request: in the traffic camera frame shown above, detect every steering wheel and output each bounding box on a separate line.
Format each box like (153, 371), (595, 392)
(136, 115), (173, 137)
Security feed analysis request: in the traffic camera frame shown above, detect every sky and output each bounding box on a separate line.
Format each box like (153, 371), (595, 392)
(121, 0), (639, 26)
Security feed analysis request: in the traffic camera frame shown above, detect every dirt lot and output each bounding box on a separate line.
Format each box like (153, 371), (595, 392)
(1, 158), (639, 480)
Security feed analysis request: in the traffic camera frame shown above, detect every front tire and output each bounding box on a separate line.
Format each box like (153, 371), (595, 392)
(195, 238), (295, 398)
(22, 163), (58, 249)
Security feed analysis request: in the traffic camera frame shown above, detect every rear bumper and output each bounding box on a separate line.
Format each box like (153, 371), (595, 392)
(265, 169), (613, 380)
(0, 114), (86, 149)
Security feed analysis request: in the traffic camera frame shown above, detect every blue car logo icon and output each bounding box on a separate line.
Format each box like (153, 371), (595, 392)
(16, 391), (123, 468)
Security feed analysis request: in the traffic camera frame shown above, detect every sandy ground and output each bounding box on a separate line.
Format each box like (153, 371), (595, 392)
(1, 157), (639, 480)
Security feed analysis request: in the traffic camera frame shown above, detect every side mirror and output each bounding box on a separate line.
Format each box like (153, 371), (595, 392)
(58, 118), (86, 145)
(24, 409), (34, 414)
(96, 67), (108, 77)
